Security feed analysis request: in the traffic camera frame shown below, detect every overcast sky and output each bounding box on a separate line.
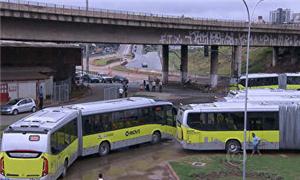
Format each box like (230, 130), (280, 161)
(15, 0), (300, 21)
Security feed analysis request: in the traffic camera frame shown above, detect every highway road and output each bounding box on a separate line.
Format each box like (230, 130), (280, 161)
(126, 45), (162, 71)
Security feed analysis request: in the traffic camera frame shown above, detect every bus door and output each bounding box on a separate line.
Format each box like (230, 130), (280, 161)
(248, 114), (264, 149)
(163, 105), (177, 137)
(50, 131), (63, 174)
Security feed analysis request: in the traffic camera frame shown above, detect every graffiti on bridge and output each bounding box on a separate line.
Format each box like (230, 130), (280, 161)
(159, 31), (300, 46)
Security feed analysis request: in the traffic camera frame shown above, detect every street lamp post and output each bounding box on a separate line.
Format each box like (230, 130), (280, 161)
(86, 0), (88, 11)
(241, 0), (264, 179)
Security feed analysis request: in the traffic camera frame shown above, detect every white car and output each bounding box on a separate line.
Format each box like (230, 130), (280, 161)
(1, 98), (36, 115)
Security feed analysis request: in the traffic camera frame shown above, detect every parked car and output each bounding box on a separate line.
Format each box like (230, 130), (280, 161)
(90, 76), (101, 83)
(1, 98), (36, 115)
(112, 75), (129, 84)
(81, 74), (92, 83)
(97, 73), (113, 83)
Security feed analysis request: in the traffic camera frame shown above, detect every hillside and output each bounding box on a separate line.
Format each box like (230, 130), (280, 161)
(168, 47), (299, 77)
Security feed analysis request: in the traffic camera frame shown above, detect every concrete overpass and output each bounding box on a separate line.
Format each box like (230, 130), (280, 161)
(1, 1), (300, 87)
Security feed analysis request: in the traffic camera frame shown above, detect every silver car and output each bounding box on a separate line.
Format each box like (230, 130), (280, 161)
(1, 98), (36, 115)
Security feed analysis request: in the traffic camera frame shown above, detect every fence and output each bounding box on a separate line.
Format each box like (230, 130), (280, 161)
(103, 86), (118, 100)
(52, 78), (71, 103)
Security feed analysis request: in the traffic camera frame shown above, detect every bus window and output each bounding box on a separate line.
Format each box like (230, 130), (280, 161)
(51, 127), (68, 154)
(165, 105), (175, 126)
(102, 113), (112, 132)
(83, 116), (93, 135)
(139, 107), (151, 125)
(124, 109), (139, 128)
(187, 113), (202, 130)
(215, 113), (228, 130)
(112, 111), (125, 130)
(207, 113), (215, 130)
(72, 119), (78, 140)
(93, 114), (103, 133)
(245, 77), (278, 87)
(228, 112), (244, 130)
(287, 76), (300, 84)
(65, 119), (78, 143)
(188, 112), (245, 131)
(248, 112), (263, 130)
(263, 112), (279, 130)
(153, 106), (164, 124)
(51, 132), (59, 154)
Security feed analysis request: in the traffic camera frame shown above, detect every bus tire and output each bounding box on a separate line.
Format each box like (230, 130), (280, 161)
(151, 131), (161, 144)
(226, 140), (241, 153)
(99, 141), (110, 156)
(62, 159), (68, 177)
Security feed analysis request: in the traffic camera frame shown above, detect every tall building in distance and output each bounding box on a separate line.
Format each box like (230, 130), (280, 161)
(269, 8), (291, 24)
(292, 13), (300, 23)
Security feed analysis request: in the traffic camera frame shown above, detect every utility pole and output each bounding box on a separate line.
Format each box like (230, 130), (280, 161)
(86, 0), (88, 11)
(241, 0), (264, 179)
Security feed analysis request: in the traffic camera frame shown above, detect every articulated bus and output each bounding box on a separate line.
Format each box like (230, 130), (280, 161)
(0, 97), (177, 180)
(232, 73), (300, 90)
(176, 102), (300, 153)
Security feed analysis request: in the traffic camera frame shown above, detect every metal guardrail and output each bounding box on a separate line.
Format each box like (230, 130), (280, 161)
(1, 0), (300, 30)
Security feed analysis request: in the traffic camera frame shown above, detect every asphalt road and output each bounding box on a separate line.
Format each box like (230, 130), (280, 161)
(126, 45), (162, 71)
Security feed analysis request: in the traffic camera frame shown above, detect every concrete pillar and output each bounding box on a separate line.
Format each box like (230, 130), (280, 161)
(181, 45), (188, 84)
(272, 47), (279, 67)
(162, 45), (169, 84)
(231, 45), (242, 78)
(291, 48), (297, 64)
(210, 45), (219, 88)
(85, 44), (90, 72)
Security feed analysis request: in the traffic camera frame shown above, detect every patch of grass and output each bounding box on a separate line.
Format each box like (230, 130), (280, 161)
(169, 47), (274, 77)
(169, 47), (232, 76)
(93, 57), (121, 66)
(247, 155), (300, 180)
(93, 59), (108, 66)
(112, 65), (130, 72)
(170, 154), (300, 180)
(242, 47), (273, 73)
(170, 155), (227, 180)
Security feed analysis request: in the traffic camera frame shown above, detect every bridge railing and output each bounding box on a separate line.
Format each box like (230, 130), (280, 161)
(1, 0), (300, 30)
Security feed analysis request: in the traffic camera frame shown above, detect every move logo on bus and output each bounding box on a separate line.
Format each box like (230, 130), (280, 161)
(125, 129), (140, 136)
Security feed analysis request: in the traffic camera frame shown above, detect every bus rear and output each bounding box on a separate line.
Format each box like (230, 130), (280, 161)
(0, 131), (51, 179)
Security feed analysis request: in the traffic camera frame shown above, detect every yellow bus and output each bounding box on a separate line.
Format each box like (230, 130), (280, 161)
(0, 97), (177, 179)
(231, 73), (300, 90)
(176, 102), (300, 153)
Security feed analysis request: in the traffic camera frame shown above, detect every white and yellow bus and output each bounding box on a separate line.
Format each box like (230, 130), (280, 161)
(176, 102), (300, 153)
(232, 73), (300, 90)
(0, 97), (177, 179)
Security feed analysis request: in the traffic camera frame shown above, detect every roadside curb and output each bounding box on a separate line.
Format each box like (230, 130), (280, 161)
(165, 162), (180, 180)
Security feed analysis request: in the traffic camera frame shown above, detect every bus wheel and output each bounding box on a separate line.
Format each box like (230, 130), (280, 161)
(151, 131), (161, 144)
(99, 141), (110, 156)
(62, 160), (68, 177)
(226, 140), (241, 153)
